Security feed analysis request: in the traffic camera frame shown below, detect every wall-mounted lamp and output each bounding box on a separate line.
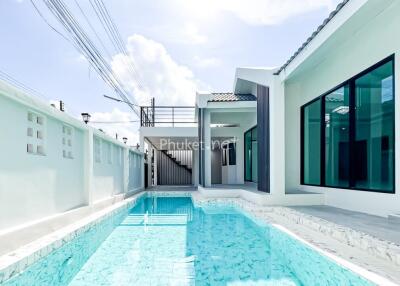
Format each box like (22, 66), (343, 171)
(123, 137), (128, 144)
(81, 113), (91, 124)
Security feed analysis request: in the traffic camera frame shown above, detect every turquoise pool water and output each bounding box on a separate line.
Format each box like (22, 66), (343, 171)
(4, 195), (374, 286)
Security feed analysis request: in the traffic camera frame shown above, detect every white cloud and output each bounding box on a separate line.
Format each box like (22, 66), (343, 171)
(182, 23), (207, 44)
(90, 108), (139, 145)
(193, 55), (222, 68)
(111, 34), (208, 106)
(180, 0), (338, 26)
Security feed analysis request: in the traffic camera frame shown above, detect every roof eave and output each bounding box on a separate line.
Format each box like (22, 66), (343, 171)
(276, 0), (368, 80)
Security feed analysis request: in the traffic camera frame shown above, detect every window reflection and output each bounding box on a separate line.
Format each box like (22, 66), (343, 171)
(324, 86), (350, 187)
(355, 61), (394, 192)
(303, 100), (321, 185)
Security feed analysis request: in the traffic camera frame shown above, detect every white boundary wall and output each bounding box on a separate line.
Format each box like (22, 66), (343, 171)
(0, 80), (144, 232)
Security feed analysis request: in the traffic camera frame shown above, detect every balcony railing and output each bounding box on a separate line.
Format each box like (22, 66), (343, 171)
(140, 106), (197, 127)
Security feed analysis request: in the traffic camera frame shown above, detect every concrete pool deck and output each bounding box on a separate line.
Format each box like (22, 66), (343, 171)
(291, 205), (400, 245)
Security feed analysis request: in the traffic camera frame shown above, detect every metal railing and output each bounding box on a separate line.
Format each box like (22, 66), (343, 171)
(140, 106), (197, 127)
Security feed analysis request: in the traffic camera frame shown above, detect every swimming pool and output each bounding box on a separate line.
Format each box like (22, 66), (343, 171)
(3, 195), (374, 285)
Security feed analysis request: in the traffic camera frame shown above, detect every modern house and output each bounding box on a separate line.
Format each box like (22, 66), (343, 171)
(140, 0), (400, 217)
(2, 0), (400, 285)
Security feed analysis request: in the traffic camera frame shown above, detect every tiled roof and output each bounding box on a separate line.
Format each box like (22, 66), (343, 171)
(209, 92), (256, 102)
(274, 0), (350, 75)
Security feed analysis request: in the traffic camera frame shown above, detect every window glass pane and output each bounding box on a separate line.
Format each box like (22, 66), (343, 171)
(252, 127), (257, 141)
(222, 145), (227, 166)
(324, 86), (350, 187)
(244, 130), (252, 181)
(228, 143), (236, 165)
(252, 140), (258, 182)
(303, 99), (321, 185)
(354, 60), (394, 192)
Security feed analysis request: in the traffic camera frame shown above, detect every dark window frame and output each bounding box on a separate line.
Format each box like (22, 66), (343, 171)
(222, 145), (227, 166)
(228, 142), (236, 165)
(301, 54), (395, 194)
(300, 97), (322, 186)
(244, 125), (257, 182)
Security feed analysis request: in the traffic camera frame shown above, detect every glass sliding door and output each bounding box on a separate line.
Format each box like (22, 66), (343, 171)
(324, 86), (350, 188)
(302, 99), (321, 185)
(251, 128), (258, 182)
(301, 55), (394, 193)
(245, 130), (252, 181)
(244, 126), (257, 182)
(354, 60), (394, 192)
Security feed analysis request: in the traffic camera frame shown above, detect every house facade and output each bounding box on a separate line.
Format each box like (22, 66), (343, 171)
(140, 0), (400, 217)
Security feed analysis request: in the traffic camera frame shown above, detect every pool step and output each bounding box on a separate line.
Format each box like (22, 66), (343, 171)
(121, 214), (188, 225)
(153, 256), (196, 284)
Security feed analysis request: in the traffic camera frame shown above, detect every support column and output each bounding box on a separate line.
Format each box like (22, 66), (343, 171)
(84, 129), (94, 205)
(147, 143), (153, 187)
(192, 149), (199, 186)
(123, 146), (129, 194)
(153, 148), (158, 186)
(235, 133), (244, 184)
(257, 85), (270, 193)
(139, 135), (145, 189)
(269, 80), (286, 197)
(204, 109), (211, 187)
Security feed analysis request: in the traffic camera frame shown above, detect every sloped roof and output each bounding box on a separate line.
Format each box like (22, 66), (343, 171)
(274, 0), (350, 75)
(209, 92), (256, 102)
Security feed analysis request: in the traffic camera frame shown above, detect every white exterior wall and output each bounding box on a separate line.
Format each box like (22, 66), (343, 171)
(210, 111), (257, 185)
(0, 81), (144, 232)
(128, 150), (143, 193)
(92, 134), (125, 202)
(203, 109), (211, 187)
(0, 94), (86, 230)
(234, 68), (286, 196)
(284, 0), (400, 216)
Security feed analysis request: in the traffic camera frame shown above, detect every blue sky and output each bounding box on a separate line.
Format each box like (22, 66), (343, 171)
(0, 0), (342, 143)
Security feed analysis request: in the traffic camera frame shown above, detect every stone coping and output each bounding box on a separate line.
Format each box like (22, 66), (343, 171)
(272, 207), (400, 266)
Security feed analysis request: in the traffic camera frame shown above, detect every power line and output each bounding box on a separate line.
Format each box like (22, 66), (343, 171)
(0, 69), (82, 116)
(103, 94), (140, 107)
(73, 0), (112, 60)
(91, 120), (139, 124)
(89, 0), (145, 90)
(35, 0), (140, 117)
(0, 69), (48, 101)
(30, 0), (71, 44)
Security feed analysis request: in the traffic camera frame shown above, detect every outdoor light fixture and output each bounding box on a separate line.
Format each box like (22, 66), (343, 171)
(81, 113), (91, 124)
(123, 137), (128, 144)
